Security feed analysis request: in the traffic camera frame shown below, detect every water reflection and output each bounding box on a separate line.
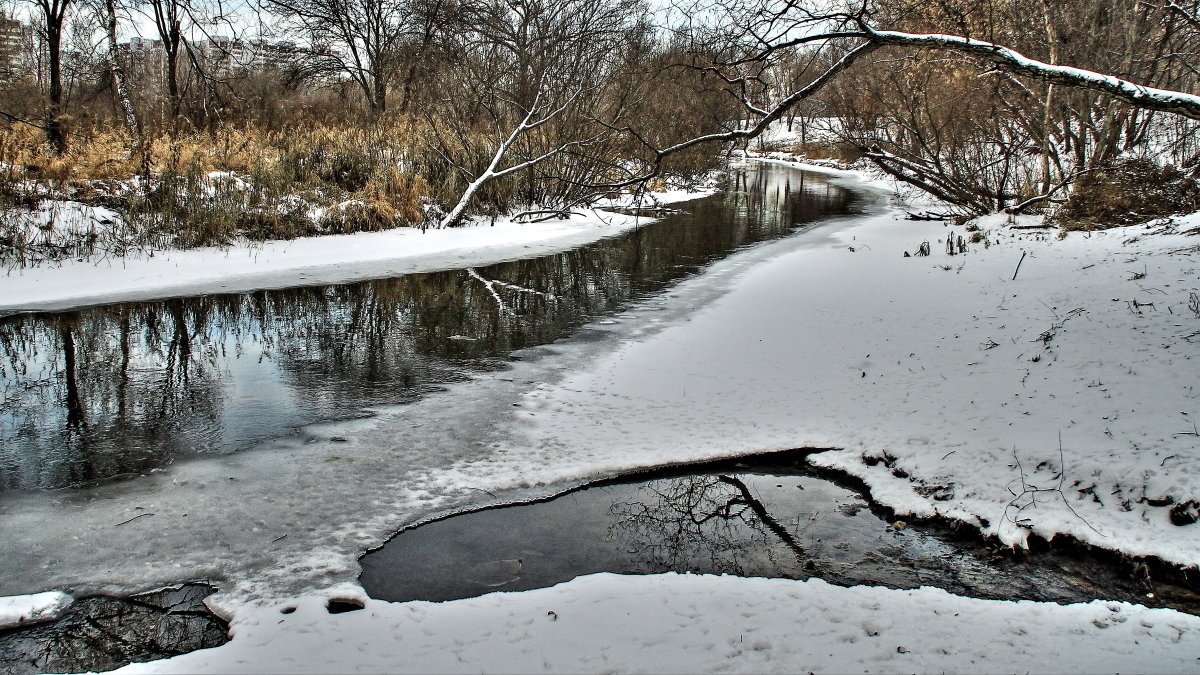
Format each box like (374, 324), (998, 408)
(360, 453), (1189, 613)
(608, 474), (808, 576)
(0, 583), (228, 674)
(0, 166), (859, 490)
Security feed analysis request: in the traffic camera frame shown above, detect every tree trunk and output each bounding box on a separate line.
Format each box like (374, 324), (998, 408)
(103, 0), (147, 176)
(1040, 0), (1059, 193)
(372, 73), (388, 112)
(45, 8), (67, 154)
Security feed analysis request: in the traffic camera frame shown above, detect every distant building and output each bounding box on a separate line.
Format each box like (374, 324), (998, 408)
(118, 36), (167, 91)
(201, 37), (300, 79)
(0, 12), (26, 81)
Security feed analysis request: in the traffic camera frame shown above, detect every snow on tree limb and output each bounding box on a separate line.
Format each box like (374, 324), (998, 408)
(861, 29), (1200, 121)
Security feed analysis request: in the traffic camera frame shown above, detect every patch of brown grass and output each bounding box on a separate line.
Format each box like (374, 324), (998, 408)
(1053, 158), (1200, 231)
(791, 141), (863, 164)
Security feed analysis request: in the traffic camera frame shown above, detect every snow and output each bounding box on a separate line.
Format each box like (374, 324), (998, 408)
(0, 591), (73, 630)
(465, 200), (1200, 564)
(0, 189), (708, 314)
(4, 162), (1200, 672)
(116, 574), (1200, 674)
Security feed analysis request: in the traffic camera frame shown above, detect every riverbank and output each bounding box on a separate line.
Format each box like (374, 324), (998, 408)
(0, 189), (711, 315)
(482, 178), (1200, 566)
(114, 573), (1200, 674)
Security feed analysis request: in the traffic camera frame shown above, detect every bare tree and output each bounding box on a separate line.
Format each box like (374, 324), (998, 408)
(262, 0), (454, 111)
(429, 0), (647, 226)
(135, 0), (189, 117)
(32, 0), (72, 152)
(99, 0), (143, 169)
(601, 0), (1200, 211)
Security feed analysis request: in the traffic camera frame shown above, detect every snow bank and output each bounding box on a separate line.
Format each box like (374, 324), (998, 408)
(0, 591), (73, 630)
(0, 187), (711, 314)
(117, 573), (1200, 674)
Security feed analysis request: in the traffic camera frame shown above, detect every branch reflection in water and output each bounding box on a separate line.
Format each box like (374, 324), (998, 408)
(0, 584), (228, 675)
(607, 474), (808, 577)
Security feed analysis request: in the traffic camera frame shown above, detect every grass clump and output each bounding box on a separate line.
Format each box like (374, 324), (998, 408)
(1053, 158), (1200, 230)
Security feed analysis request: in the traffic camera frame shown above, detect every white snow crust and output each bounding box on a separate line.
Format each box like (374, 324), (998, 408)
(0, 196), (703, 314)
(0, 591), (73, 630)
(116, 574), (1200, 674)
(5, 163), (1200, 673)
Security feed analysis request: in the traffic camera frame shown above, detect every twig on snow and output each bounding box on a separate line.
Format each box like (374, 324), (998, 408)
(1011, 250), (1027, 280)
(115, 512), (155, 526)
(1002, 433), (1103, 536)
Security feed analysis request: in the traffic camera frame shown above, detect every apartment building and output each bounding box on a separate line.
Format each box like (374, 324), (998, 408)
(0, 12), (27, 81)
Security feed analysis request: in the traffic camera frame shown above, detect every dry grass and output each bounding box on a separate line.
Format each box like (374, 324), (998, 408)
(0, 118), (443, 261)
(0, 112), (720, 265)
(791, 141), (863, 164)
(1053, 158), (1200, 231)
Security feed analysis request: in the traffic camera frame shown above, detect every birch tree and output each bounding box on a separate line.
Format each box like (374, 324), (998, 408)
(100, 0), (144, 173)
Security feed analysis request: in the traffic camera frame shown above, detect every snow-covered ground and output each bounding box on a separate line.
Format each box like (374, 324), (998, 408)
(3, 161), (1199, 672)
(479, 163), (1200, 564)
(113, 574), (1200, 674)
(0, 190), (708, 315)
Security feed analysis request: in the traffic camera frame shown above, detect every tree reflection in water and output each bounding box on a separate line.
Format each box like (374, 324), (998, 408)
(1, 165), (859, 491)
(0, 584), (228, 675)
(608, 475), (809, 577)
(361, 457), (1199, 613)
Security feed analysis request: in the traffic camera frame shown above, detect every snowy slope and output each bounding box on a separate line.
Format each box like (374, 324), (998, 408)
(442, 191), (1200, 564)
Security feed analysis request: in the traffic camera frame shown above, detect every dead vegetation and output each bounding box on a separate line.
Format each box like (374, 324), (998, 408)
(1051, 159), (1200, 231)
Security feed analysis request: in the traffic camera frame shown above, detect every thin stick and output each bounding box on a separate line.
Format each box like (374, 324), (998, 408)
(1012, 250), (1027, 280)
(115, 512), (154, 526)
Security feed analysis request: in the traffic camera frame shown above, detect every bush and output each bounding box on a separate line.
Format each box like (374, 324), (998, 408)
(1053, 158), (1200, 230)
(791, 141), (863, 164)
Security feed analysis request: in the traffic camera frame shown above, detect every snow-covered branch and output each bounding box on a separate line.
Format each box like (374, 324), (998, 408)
(439, 88), (597, 228)
(861, 29), (1200, 121)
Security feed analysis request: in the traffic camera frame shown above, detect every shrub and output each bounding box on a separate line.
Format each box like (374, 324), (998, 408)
(791, 141), (863, 164)
(1053, 158), (1200, 230)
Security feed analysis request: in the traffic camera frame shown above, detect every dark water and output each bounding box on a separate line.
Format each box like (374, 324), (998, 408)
(0, 166), (861, 491)
(360, 452), (1200, 614)
(0, 583), (228, 674)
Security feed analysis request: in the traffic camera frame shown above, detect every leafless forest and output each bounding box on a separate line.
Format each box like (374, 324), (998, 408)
(2, 0), (1200, 258)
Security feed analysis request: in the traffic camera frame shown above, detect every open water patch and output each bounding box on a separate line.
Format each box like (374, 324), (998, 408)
(1, 164), (860, 491)
(361, 451), (1200, 614)
(0, 583), (227, 674)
